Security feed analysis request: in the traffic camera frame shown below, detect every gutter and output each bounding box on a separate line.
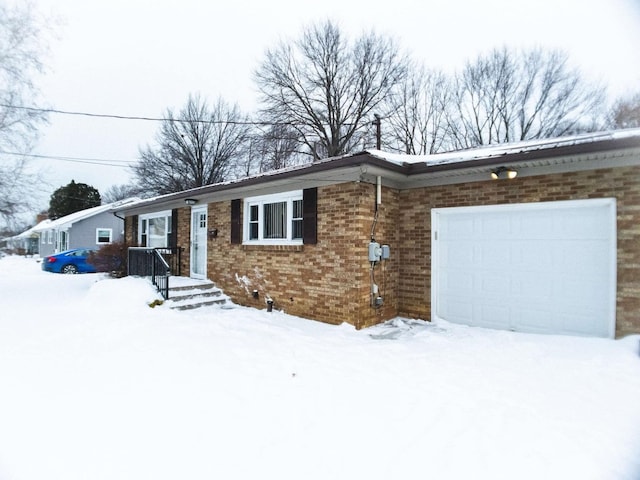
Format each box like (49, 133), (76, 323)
(113, 132), (640, 215)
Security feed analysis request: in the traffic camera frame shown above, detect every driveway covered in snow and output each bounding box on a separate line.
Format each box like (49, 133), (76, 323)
(1, 256), (639, 480)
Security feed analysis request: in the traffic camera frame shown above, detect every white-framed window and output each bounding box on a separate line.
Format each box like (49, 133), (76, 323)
(139, 210), (172, 248)
(96, 228), (113, 244)
(47, 230), (53, 244)
(244, 191), (303, 245)
(58, 230), (68, 252)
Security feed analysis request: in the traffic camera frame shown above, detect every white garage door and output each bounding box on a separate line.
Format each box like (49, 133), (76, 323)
(431, 199), (617, 337)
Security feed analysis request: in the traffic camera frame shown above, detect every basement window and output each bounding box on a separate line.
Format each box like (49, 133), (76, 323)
(244, 191), (303, 245)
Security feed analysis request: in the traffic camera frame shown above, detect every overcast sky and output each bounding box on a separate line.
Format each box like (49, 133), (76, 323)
(26, 0), (640, 214)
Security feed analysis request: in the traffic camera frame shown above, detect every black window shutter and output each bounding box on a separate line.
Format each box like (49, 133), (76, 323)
(131, 215), (138, 246)
(231, 199), (242, 244)
(302, 188), (317, 245)
(170, 209), (178, 248)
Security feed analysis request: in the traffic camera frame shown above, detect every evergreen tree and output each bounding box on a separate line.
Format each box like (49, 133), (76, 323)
(48, 180), (101, 219)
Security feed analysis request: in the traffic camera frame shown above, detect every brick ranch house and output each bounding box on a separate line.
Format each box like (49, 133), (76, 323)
(114, 128), (640, 338)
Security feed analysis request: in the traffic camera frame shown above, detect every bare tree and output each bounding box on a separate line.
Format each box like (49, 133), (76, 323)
(133, 94), (251, 196)
(611, 92), (640, 129)
(445, 47), (608, 149)
(0, 2), (51, 226)
(385, 65), (452, 154)
(255, 20), (408, 159)
(255, 124), (305, 172)
(102, 183), (144, 203)
(0, 157), (42, 227)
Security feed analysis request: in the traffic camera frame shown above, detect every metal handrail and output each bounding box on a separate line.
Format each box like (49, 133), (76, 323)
(154, 246), (182, 277)
(128, 247), (172, 299)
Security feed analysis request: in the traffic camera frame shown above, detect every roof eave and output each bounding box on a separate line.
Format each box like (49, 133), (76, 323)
(114, 132), (640, 215)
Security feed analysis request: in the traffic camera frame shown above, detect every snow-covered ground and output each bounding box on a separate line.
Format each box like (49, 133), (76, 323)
(1, 255), (639, 480)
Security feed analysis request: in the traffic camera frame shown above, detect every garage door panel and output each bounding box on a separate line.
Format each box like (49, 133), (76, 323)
(512, 241), (555, 271)
(518, 272), (555, 298)
(479, 273), (512, 296)
(478, 304), (511, 329)
(432, 199), (616, 338)
(442, 243), (474, 268)
(559, 241), (613, 276)
(482, 215), (511, 238)
(445, 215), (475, 238)
(561, 208), (611, 239)
(518, 211), (553, 239)
(518, 308), (557, 333)
(560, 275), (609, 300)
(560, 310), (608, 337)
(439, 295), (473, 322)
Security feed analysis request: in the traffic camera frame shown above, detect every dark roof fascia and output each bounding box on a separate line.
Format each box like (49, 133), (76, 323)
(115, 152), (406, 215)
(403, 135), (640, 175)
(115, 133), (640, 215)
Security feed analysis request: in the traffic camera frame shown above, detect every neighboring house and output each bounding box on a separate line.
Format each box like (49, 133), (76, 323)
(35, 199), (138, 256)
(2, 220), (49, 255)
(114, 129), (640, 338)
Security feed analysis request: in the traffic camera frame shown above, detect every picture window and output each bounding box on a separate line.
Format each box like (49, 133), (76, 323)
(244, 191), (303, 244)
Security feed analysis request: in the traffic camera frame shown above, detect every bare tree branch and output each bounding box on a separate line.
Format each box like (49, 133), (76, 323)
(610, 91), (640, 129)
(445, 47), (608, 149)
(132, 94), (251, 196)
(0, 2), (52, 226)
(385, 65), (452, 154)
(255, 20), (408, 159)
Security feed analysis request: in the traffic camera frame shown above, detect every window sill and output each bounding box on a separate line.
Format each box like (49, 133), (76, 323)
(241, 244), (304, 252)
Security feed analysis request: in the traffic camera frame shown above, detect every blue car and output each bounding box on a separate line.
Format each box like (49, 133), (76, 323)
(42, 248), (97, 274)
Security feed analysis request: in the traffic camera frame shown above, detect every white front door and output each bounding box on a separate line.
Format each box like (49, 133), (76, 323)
(190, 206), (208, 279)
(431, 198), (617, 338)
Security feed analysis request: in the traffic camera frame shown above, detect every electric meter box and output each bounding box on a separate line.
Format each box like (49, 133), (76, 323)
(368, 242), (382, 262)
(381, 245), (390, 260)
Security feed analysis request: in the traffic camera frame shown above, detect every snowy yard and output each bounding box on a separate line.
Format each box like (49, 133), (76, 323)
(1, 255), (639, 480)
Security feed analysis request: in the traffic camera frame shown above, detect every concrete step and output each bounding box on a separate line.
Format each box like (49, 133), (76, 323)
(165, 277), (232, 311)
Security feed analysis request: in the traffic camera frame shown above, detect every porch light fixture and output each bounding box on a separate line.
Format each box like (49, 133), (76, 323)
(490, 167), (518, 180)
(184, 198), (198, 205)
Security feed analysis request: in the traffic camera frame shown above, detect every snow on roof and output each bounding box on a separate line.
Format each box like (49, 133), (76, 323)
(113, 128), (640, 214)
(32, 197), (139, 232)
(15, 219), (51, 238)
(367, 127), (640, 167)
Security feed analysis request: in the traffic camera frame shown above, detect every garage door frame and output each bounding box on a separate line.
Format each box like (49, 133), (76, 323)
(431, 198), (617, 337)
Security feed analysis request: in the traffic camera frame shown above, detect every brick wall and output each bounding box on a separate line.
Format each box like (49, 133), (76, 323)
(176, 207), (191, 276)
(127, 164), (639, 336)
(184, 183), (399, 328)
(124, 216), (135, 245)
(398, 165), (640, 337)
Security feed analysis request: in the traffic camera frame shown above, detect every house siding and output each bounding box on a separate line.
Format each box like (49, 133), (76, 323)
(40, 211), (124, 256)
(70, 212), (124, 247)
(121, 160), (640, 337)
(173, 183), (400, 328)
(397, 165), (640, 338)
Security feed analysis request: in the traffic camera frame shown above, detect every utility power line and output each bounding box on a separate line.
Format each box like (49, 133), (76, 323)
(0, 103), (284, 126)
(0, 150), (137, 168)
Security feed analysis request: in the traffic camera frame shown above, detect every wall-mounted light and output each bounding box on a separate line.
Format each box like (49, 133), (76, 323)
(184, 198), (198, 205)
(490, 167), (518, 180)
